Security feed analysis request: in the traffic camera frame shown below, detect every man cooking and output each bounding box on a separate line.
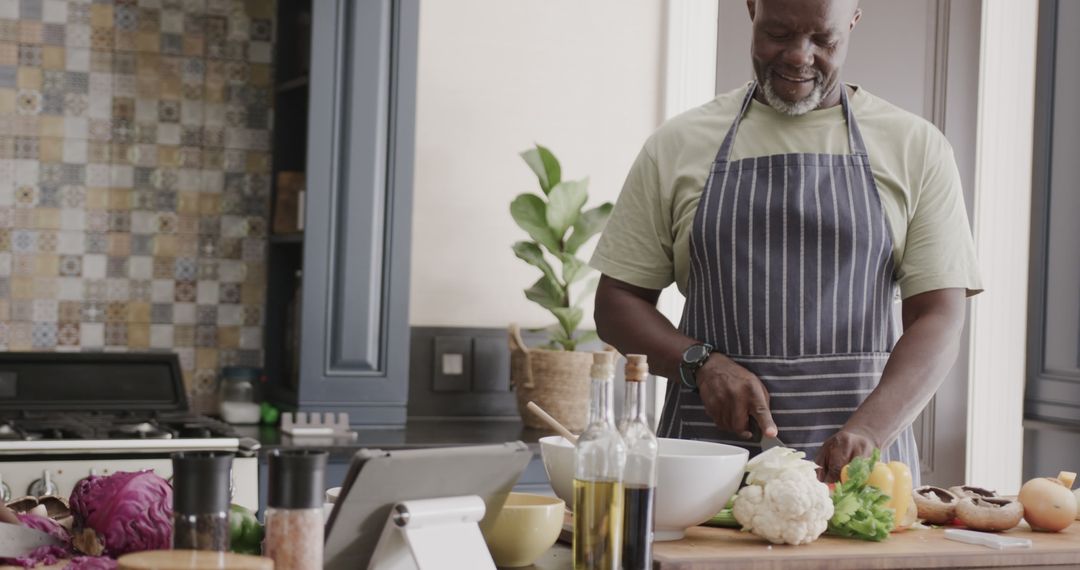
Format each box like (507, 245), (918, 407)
(590, 0), (981, 484)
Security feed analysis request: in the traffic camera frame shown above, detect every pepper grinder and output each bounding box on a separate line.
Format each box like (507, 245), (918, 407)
(171, 451), (233, 552)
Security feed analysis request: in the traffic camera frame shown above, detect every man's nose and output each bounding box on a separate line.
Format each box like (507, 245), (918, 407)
(782, 38), (814, 70)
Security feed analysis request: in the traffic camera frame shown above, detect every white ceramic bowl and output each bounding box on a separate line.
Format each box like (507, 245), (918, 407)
(539, 436), (748, 541)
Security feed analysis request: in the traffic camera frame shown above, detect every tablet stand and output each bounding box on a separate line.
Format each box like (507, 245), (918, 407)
(367, 495), (496, 570)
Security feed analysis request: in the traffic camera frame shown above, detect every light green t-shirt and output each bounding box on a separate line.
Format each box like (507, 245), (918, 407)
(590, 83), (983, 300)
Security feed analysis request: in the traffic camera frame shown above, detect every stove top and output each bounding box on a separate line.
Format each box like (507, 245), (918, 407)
(0, 412), (238, 441)
(0, 353), (260, 455)
(0, 411), (258, 455)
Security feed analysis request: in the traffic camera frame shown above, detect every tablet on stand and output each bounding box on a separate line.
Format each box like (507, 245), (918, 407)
(323, 441), (534, 570)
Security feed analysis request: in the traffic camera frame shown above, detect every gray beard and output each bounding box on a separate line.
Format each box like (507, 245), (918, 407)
(759, 68), (826, 116)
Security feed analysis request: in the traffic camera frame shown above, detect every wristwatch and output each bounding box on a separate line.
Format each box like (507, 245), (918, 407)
(678, 343), (714, 391)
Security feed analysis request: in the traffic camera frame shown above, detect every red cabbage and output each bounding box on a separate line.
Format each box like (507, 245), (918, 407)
(69, 471), (172, 556)
(65, 556), (119, 570)
(0, 513), (72, 568)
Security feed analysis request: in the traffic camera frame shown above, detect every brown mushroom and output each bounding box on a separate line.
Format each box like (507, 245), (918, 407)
(5, 496), (39, 514)
(913, 486), (961, 524)
(955, 496), (1024, 532)
(4, 495), (73, 528)
(949, 485), (998, 499)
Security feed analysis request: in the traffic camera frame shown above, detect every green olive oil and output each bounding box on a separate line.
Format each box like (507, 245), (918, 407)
(572, 479), (624, 569)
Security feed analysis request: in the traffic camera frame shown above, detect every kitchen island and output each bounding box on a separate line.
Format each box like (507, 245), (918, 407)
(533, 523), (1080, 569)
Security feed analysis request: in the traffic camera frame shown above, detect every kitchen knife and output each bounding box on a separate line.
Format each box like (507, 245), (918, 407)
(752, 417), (784, 450)
(0, 522), (63, 558)
(760, 434), (785, 450)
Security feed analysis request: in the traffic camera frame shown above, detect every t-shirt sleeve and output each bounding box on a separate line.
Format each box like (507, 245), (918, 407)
(589, 143), (675, 290)
(895, 132), (984, 299)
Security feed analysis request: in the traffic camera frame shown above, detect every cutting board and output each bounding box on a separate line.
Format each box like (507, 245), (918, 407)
(653, 522), (1080, 569)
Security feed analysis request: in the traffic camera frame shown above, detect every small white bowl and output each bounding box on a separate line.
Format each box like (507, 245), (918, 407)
(539, 436), (748, 541)
(326, 486), (341, 504)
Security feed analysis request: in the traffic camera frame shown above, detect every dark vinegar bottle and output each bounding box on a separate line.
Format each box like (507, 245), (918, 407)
(618, 355), (657, 570)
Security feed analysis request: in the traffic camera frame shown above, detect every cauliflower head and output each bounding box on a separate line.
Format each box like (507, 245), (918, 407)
(731, 449), (834, 545)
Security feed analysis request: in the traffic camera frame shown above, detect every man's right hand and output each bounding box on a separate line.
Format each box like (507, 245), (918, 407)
(696, 354), (778, 440)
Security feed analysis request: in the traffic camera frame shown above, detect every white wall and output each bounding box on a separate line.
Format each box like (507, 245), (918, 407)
(409, 0), (665, 328)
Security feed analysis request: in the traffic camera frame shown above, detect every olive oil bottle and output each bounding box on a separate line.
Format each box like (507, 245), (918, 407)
(618, 355), (658, 570)
(573, 352), (627, 570)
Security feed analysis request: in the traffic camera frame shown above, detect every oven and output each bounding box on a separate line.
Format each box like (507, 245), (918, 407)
(0, 353), (261, 511)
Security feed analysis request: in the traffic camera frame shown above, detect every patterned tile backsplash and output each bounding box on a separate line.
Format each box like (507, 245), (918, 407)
(0, 0), (275, 401)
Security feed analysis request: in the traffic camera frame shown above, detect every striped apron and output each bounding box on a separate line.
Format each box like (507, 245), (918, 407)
(658, 82), (920, 482)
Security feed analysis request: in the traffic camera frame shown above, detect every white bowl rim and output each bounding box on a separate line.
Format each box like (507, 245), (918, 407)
(539, 435), (751, 459)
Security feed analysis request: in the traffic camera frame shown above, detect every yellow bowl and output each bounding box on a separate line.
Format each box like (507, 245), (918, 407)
(482, 492), (565, 568)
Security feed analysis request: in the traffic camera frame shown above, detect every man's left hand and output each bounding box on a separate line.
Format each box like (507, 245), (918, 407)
(815, 428), (877, 483)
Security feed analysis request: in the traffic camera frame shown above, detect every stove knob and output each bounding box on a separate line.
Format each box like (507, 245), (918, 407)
(27, 470), (59, 497)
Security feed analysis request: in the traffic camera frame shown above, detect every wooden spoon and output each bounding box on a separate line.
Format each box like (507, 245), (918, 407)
(526, 401), (578, 444)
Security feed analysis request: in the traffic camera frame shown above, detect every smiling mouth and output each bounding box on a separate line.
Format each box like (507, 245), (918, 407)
(776, 72), (816, 83)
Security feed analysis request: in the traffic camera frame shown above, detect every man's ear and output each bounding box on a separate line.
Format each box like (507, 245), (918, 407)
(850, 8), (862, 30)
(747, 0), (756, 21)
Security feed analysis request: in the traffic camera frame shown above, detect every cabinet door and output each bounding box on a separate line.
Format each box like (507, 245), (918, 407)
(1025, 0), (1080, 428)
(300, 0), (418, 425)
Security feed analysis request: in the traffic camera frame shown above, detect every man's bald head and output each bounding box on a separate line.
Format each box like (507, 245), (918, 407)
(746, 0), (863, 114)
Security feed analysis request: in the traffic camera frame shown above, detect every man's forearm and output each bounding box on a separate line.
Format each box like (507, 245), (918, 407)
(594, 278), (697, 379)
(844, 294), (965, 448)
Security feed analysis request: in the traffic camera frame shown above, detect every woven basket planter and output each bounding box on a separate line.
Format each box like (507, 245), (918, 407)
(508, 324), (593, 432)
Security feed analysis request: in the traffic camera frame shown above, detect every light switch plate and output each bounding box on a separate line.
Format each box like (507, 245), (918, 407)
(472, 336), (510, 392)
(432, 336), (471, 392)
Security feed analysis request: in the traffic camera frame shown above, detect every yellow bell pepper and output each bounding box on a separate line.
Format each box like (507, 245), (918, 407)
(841, 460), (913, 526)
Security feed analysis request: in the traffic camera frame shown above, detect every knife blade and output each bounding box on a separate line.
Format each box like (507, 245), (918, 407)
(760, 434), (785, 450)
(0, 522), (64, 558)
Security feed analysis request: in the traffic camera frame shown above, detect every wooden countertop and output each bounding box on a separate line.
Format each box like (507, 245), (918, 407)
(652, 523), (1080, 569)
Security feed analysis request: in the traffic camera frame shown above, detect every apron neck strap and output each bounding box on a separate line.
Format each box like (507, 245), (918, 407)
(714, 81), (869, 165)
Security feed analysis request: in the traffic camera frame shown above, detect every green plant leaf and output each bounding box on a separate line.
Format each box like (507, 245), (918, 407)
(520, 145), (561, 195)
(547, 324), (575, 351)
(565, 202), (613, 254)
(557, 253), (589, 285)
(524, 275), (565, 309)
(513, 241), (559, 284)
(510, 194), (560, 253)
(574, 276), (600, 308)
(550, 307), (583, 337)
(575, 330), (600, 346)
(545, 179), (589, 241)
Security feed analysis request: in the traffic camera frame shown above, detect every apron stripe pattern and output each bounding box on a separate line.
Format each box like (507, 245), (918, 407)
(661, 83), (920, 481)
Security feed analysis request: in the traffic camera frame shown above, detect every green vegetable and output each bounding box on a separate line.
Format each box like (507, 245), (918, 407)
(260, 402), (280, 426)
(229, 504), (264, 555)
(704, 508), (741, 529)
(827, 449), (895, 541)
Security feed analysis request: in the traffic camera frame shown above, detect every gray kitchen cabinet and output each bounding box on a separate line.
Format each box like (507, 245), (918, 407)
(265, 0), (418, 427)
(1023, 0), (1080, 478)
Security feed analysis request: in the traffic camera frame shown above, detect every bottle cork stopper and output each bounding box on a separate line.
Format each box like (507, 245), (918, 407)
(625, 354), (649, 382)
(590, 351), (616, 380)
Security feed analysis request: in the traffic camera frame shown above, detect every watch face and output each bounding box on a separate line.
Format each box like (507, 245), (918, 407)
(684, 344), (710, 365)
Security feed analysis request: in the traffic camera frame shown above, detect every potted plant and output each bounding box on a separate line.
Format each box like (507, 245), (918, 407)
(508, 144), (613, 431)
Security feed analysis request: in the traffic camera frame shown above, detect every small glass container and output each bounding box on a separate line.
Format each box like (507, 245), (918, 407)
(171, 451), (233, 552)
(218, 366), (261, 424)
(265, 449), (328, 570)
